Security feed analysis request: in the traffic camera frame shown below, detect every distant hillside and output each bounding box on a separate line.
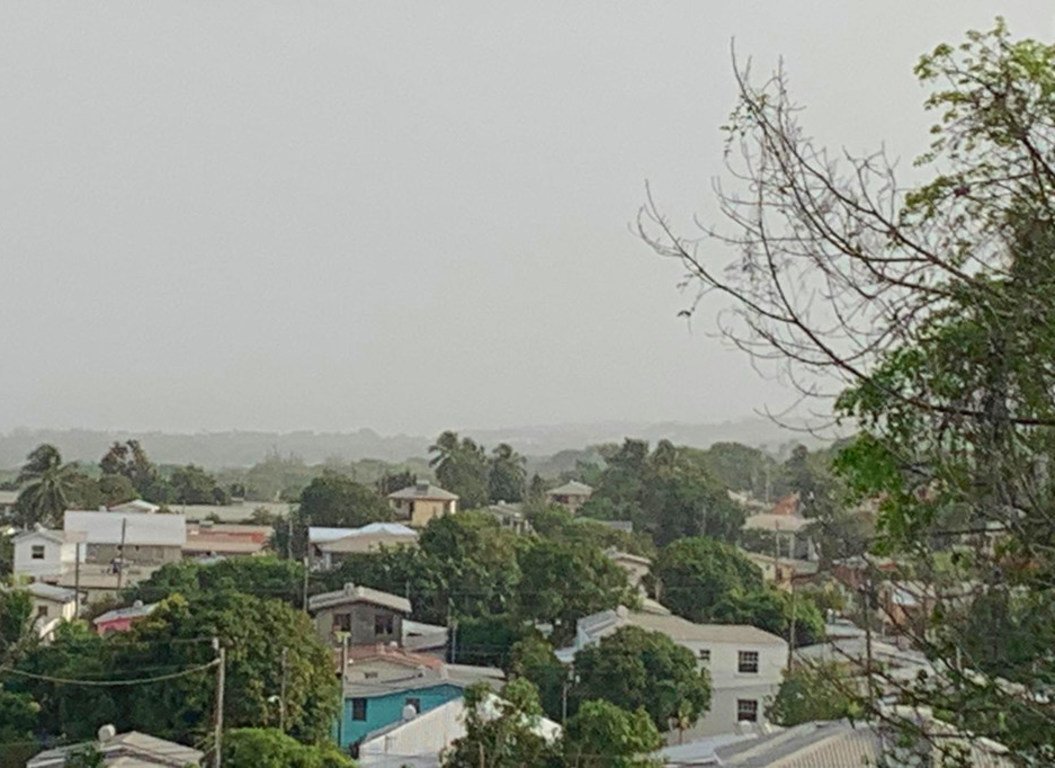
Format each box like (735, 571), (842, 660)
(0, 418), (831, 470)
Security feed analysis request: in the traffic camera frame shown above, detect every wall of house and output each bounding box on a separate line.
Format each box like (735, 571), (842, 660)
(391, 499), (455, 528)
(30, 597), (77, 625)
(85, 543), (182, 566)
(339, 684), (462, 748)
(14, 537), (78, 580)
(315, 604), (404, 647)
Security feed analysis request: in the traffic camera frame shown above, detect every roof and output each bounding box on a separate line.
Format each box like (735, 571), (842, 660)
(169, 501), (291, 523)
(93, 602), (158, 625)
(486, 502), (525, 518)
(309, 583), (412, 614)
(743, 512), (812, 533)
(0, 489), (20, 506)
(20, 582), (80, 603)
(605, 548), (652, 567)
(64, 511), (186, 547)
(388, 482), (459, 501)
(712, 721), (877, 768)
(183, 523), (273, 555)
(27, 730), (203, 768)
(11, 527), (82, 545)
(108, 500), (161, 514)
(342, 645), (503, 698)
(546, 480), (593, 497)
(311, 522), (418, 551)
(579, 606), (786, 646)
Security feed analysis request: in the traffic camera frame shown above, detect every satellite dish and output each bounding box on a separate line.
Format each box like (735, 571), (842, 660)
(97, 724), (117, 743)
(402, 703), (418, 721)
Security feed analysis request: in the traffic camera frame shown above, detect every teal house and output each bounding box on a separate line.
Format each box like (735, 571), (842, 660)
(336, 645), (504, 750)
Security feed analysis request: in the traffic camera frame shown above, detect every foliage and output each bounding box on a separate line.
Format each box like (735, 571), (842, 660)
(0, 589), (36, 666)
(14, 445), (80, 527)
(767, 662), (861, 726)
(99, 440), (165, 501)
(97, 474), (137, 507)
(455, 614), (534, 669)
(169, 464), (227, 505)
(0, 685), (39, 744)
(430, 431), (490, 510)
(124, 556), (306, 607)
(62, 746), (104, 768)
(653, 537), (763, 622)
(442, 679), (559, 768)
(224, 728), (355, 768)
(283, 472), (392, 559)
(571, 626), (710, 733)
(562, 700), (662, 768)
(711, 588), (826, 647)
(510, 636), (566, 722)
(489, 443), (527, 504)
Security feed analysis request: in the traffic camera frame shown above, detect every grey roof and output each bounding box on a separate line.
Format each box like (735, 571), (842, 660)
(22, 582), (80, 603)
(388, 482), (459, 501)
(546, 480), (593, 497)
(27, 730), (203, 767)
(579, 606), (786, 646)
(11, 527), (71, 545)
(309, 583), (411, 614)
(64, 511), (186, 547)
(712, 721), (878, 767)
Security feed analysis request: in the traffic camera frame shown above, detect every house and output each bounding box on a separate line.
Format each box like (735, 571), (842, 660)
(28, 725), (203, 767)
(12, 526), (85, 580)
(0, 489), (19, 517)
(484, 502), (531, 535)
(356, 690), (561, 768)
(4, 582), (84, 640)
(742, 508), (816, 561)
(557, 606), (787, 738)
(309, 583), (412, 647)
(93, 600), (158, 635)
(545, 480), (593, 513)
(401, 619), (450, 657)
(183, 521), (273, 558)
(337, 644), (504, 750)
(64, 510), (186, 568)
(604, 548), (651, 591)
(742, 550), (819, 590)
(310, 523), (419, 569)
(387, 482), (458, 527)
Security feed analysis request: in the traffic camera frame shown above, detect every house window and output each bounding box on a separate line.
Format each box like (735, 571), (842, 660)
(334, 613), (352, 632)
(698, 649), (711, 663)
(351, 698), (368, 721)
(374, 613), (394, 635)
(31, 545), (45, 560)
(737, 699), (758, 722)
(405, 697), (421, 713)
(738, 651), (759, 674)
(37, 605), (48, 618)
(364, 671), (378, 680)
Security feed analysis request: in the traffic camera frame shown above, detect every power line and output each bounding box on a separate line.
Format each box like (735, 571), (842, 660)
(0, 658), (219, 687)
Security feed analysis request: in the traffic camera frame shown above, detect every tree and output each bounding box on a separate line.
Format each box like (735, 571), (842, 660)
(562, 700), (662, 768)
(14, 445), (78, 527)
(653, 537), (763, 623)
(61, 746), (104, 768)
(640, 18), (1055, 762)
(123, 556), (306, 607)
(100, 440), (166, 501)
(510, 636), (566, 722)
(97, 474), (137, 507)
(224, 728), (354, 768)
(376, 469), (416, 496)
(0, 589), (36, 666)
(489, 443), (527, 503)
(442, 679), (559, 768)
(169, 464), (224, 505)
(571, 626), (710, 733)
(767, 662), (861, 726)
(298, 472), (392, 528)
(429, 432), (489, 510)
(516, 538), (634, 646)
(711, 588), (826, 647)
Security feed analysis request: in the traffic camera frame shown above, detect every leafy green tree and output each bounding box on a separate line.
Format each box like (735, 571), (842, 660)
(442, 679), (559, 768)
(100, 440), (167, 501)
(0, 685), (39, 745)
(767, 662), (861, 726)
(124, 556), (306, 607)
(571, 626), (710, 733)
(0, 590), (35, 666)
(488, 443), (526, 503)
(516, 539), (634, 645)
(61, 746), (104, 768)
(698, 442), (775, 498)
(123, 592), (338, 744)
(510, 635), (567, 722)
(14, 445), (79, 527)
(641, 18), (1055, 761)
(376, 469), (416, 496)
(455, 614), (533, 669)
(711, 588), (826, 646)
(169, 464), (225, 505)
(429, 432), (489, 509)
(298, 472), (392, 528)
(562, 700), (662, 768)
(224, 728), (354, 768)
(97, 474), (137, 507)
(0, 533), (12, 577)
(653, 537), (763, 622)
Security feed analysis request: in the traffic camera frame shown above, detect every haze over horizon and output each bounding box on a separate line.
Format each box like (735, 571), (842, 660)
(3, 2), (1051, 436)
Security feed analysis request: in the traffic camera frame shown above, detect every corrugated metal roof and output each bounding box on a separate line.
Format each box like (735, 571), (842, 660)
(64, 511), (186, 547)
(309, 583), (412, 614)
(387, 483), (458, 501)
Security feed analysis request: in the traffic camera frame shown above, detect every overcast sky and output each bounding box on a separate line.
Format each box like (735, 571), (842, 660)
(1, 2), (1051, 436)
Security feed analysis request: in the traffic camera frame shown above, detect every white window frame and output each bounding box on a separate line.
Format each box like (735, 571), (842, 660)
(738, 650), (759, 674)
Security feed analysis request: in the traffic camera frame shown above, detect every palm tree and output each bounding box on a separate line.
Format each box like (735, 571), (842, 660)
(428, 431), (461, 475)
(15, 444), (77, 528)
(489, 443), (527, 503)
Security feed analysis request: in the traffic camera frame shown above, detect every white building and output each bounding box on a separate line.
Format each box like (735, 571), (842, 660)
(12, 527), (85, 581)
(558, 606), (787, 738)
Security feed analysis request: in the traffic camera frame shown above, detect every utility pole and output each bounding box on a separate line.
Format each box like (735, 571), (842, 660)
(863, 577), (875, 702)
(213, 640), (226, 768)
(286, 515), (293, 560)
(116, 517), (128, 592)
(302, 556), (310, 614)
(786, 573), (797, 671)
(279, 647), (289, 733)
(73, 541), (82, 618)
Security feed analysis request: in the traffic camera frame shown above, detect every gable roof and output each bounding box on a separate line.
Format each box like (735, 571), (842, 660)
(311, 523), (418, 547)
(579, 606), (786, 647)
(22, 582), (80, 604)
(388, 482), (459, 501)
(64, 511), (186, 547)
(547, 480), (593, 497)
(27, 730), (203, 767)
(108, 499), (161, 514)
(308, 583), (412, 614)
(93, 601), (158, 625)
(11, 527), (77, 546)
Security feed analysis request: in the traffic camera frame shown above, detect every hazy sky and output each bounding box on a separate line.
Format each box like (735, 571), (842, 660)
(2, 2), (1051, 436)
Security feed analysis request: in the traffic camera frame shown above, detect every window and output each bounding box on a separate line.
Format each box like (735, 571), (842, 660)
(698, 649), (711, 663)
(737, 699), (758, 722)
(738, 650), (759, 674)
(351, 698), (368, 721)
(364, 671), (378, 680)
(334, 613), (352, 632)
(31, 545), (45, 560)
(374, 613), (394, 635)
(405, 697), (421, 713)
(37, 605), (48, 618)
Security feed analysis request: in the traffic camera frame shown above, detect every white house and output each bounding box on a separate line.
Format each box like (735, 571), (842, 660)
(64, 510), (186, 566)
(12, 527), (85, 581)
(2, 582), (84, 641)
(558, 606), (787, 738)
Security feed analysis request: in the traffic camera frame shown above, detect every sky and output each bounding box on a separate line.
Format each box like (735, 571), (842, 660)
(1, 2), (1052, 436)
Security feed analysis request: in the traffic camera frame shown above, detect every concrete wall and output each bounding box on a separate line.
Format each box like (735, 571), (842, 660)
(315, 603), (404, 647)
(391, 499), (456, 528)
(86, 543), (182, 566)
(14, 535), (78, 580)
(340, 684), (463, 747)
